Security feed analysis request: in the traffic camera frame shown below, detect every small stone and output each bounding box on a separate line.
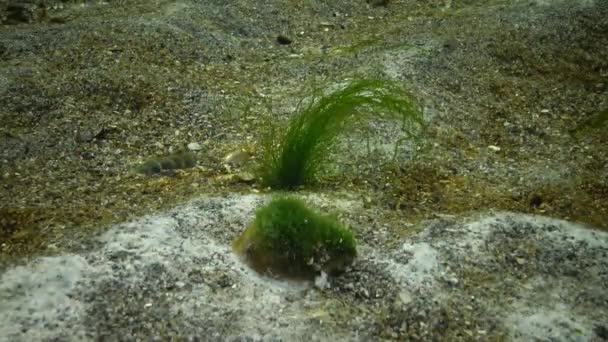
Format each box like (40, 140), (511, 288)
(515, 257), (526, 265)
(187, 142), (202, 151)
(144, 303), (152, 308)
(213, 174), (237, 184)
(363, 196), (373, 208)
(314, 271), (329, 289)
(175, 281), (186, 289)
(398, 291), (413, 305)
(237, 172), (256, 183)
(488, 145), (501, 152)
(223, 150), (251, 166)
(78, 130), (94, 142)
(196, 165), (210, 173)
(446, 277), (459, 287)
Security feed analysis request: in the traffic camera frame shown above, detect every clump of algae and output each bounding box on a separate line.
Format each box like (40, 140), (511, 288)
(233, 196), (357, 280)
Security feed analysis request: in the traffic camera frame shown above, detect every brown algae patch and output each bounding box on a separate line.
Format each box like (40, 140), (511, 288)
(385, 158), (608, 231)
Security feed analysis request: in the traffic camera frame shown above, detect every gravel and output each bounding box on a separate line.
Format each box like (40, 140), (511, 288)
(1, 0), (607, 340)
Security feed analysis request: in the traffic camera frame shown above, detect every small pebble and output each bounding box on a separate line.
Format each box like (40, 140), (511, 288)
(446, 277), (459, 287)
(187, 142), (202, 151)
(488, 145), (501, 152)
(314, 271), (329, 290)
(223, 150), (251, 166)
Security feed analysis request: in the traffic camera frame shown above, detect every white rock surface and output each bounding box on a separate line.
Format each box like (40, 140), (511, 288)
(1, 195), (606, 341)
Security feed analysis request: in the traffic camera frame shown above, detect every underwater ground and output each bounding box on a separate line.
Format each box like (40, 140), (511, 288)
(1, 0), (607, 340)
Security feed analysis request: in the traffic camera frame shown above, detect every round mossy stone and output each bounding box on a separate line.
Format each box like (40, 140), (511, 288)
(233, 196), (357, 280)
(135, 151), (197, 175)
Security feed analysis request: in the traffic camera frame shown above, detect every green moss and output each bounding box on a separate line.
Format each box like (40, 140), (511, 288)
(233, 196), (357, 279)
(135, 151), (196, 175)
(258, 79), (424, 189)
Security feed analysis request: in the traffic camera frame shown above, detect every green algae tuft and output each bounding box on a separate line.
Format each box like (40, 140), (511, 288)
(258, 79), (424, 189)
(233, 196), (357, 280)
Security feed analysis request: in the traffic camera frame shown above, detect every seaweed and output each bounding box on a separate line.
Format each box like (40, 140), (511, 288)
(258, 79), (424, 189)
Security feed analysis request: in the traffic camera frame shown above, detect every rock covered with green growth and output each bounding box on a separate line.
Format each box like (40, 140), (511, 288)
(258, 79), (424, 189)
(233, 196), (357, 280)
(135, 151), (197, 176)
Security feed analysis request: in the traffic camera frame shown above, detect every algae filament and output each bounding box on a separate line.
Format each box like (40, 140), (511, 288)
(258, 79), (424, 189)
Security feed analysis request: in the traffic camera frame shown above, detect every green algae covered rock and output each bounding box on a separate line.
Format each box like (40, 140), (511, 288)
(135, 151), (196, 176)
(233, 196), (357, 280)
